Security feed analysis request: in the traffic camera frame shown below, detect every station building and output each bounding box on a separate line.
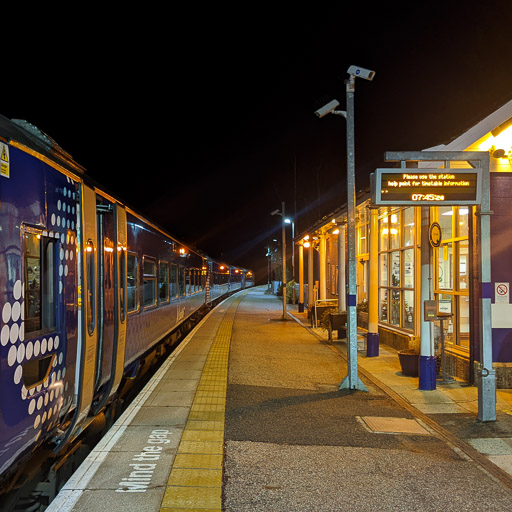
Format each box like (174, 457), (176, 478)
(297, 97), (512, 388)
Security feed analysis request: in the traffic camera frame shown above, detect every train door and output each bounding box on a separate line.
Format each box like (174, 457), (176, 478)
(92, 198), (127, 414)
(112, 204), (127, 396)
(75, 184), (98, 425)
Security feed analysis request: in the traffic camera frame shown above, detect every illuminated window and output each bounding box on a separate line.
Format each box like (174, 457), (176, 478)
(143, 257), (157, 308)
(159, 261), (170, 303)
(127, 252), (139, 312)
(170, 264), (178, 300)
(433, 206), (471, 348)
(86, 240), (96, 335)
(24, 232), (57, 335)
(377, 207), (415, 330)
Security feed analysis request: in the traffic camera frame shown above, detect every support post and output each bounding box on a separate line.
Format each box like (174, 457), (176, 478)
(308, 242), (314, 313)
(477, 156), (496, 421)
(367, 207), (379, 357)
(419, 207), (436, 390)
(338, 225), (346, 312)
(319, 234), (327, 301)
(281, 201), (287, 320)
(298, 243), (304, 312)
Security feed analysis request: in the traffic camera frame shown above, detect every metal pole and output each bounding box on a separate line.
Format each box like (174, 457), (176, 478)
(339, 76), (367, 391)
(319, 234), (327, 300)
(338, 227), (344, 314)
(367, 207), (379, 356)
(478, 156), (496, 421)
(339, 224), (346, 312)
(419, 206), (436, 390)
(292, 221), (296, 304)
(298, 243), (304, 312)
(282, 201), (287, 320)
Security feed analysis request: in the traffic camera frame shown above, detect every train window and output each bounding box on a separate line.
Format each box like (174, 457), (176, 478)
(179, 266), (185, 297)
(86, 240), (96, 336)
(143, 257), (157, 308)
(24, 232), (57, 335)
(185, 269), (192, 295)
(127, 252), (139, 312)
(119, 247), (126, 321)
(170, 264), (178, 300)
(159, 261), (169, 303)
(23, 354), (55, 389)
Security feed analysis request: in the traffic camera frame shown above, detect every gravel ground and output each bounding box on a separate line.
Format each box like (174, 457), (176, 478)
(224, 441), (512, 511)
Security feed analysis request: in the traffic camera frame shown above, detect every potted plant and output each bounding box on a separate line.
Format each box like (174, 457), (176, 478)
(311, 300), (338, 327)
(397, 338), (420, 377)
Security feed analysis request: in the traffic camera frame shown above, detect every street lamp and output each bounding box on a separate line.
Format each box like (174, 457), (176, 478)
(315, 65), (375, 392)
(284, 217), (295, 303)
(271, 202), (288, 320)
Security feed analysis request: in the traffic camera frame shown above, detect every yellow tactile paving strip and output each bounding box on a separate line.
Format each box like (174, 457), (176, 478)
(160, 295), (243, 511)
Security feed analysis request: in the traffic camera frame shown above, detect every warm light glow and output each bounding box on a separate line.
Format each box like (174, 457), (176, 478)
(332, 228), (340, 235)
(303, 241), (311, 248)
(478, 124), (512, 152)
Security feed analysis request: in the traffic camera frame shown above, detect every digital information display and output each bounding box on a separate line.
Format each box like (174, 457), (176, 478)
(372, 168), (482, 206)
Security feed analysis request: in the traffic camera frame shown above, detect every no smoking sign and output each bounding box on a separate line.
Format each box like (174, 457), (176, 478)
(495, 282), (510, 304)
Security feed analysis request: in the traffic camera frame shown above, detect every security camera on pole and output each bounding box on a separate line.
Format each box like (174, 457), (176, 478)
(315, 65), (375, 391)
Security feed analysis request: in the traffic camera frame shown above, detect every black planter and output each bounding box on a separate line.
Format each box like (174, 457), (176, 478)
(398, 350), (419, 377)
(329, 312), (347, 330)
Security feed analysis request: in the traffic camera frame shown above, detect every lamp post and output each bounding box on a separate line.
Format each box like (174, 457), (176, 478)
(284, 217), (295, 303)
(271, 203), (288, 320)
(315, 65), (375, 391)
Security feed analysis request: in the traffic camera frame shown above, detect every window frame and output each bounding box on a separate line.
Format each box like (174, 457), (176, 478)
(377, 207), (415, 331)
(158, 260), (170, 304)
(23, 228), (58, 337)
(126, 251), (140, 314)
(433, 206), (471, 350)
(143, 256), (158, 309)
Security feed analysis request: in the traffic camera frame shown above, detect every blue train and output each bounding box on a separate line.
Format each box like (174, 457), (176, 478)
(0, 114), (253, 501)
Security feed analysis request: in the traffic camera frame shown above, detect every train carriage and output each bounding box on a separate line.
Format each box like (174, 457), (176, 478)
(0, 115), (252, 502)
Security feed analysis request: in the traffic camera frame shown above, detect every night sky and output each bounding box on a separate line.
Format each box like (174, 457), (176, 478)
(3, 3), (512, 283)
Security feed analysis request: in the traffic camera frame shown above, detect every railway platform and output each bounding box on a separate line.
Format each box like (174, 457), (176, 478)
(48, 286), (512, 511)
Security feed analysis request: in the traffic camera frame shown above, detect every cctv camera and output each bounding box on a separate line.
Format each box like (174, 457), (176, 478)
(347, 65), (375, 81)
(314, 99), (340, 118)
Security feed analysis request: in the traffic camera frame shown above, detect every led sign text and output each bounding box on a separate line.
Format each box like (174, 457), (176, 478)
(373, 168), (481, 205)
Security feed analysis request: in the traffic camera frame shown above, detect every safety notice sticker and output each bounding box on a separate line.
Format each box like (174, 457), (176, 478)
(0, 142), (9, 178)
(495, 282), (509, 304)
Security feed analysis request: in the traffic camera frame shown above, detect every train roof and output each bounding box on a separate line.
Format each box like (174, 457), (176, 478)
(0, 113), (252, 274)
(0, 113), (87, 176)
